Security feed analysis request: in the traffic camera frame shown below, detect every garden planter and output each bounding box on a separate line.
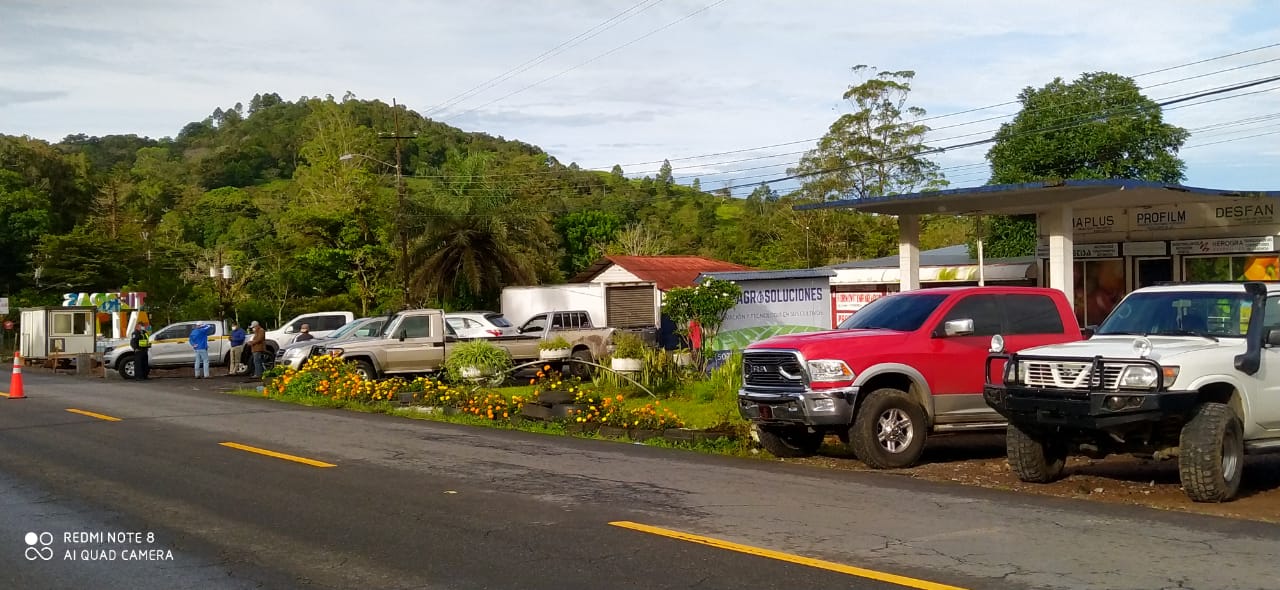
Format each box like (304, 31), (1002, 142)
(664, 428), (736, 443)
(598, 425), (629, 438)
(611, 357), (642, 373)
(536, 390), (576, 405)
(414, 406), (442, 414)
(565, 422), (599, 435)
(549, 403), (588, 419)
(398, 390), (415, 405)
(629, 428), (663, 441)
(520, 404), (555, 421)
(673, 352), (694, 367)
(460, 367), (493, 380)
(539, 348), (571, 361)
(442, 407), (462, 416)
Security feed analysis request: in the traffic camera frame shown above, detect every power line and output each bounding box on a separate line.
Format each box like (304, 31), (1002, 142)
(441, 0), (729, 120)
(423, 0), (666, 116)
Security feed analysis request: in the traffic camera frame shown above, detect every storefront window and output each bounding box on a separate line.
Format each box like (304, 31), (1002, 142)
(1073, 259), (1126, 327)
(1185, 255), (1280, 282)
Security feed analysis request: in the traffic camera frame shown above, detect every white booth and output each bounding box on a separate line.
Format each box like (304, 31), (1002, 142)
(20, 306), (99, 360)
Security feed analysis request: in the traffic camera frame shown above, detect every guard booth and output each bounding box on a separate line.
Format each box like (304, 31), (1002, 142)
(798, 179), (1280, 327)
(20, 306), (99, 361)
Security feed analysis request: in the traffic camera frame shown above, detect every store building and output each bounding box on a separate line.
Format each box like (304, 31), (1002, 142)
(799, 179), (1280, 327)
(826, 245), (1036, 324)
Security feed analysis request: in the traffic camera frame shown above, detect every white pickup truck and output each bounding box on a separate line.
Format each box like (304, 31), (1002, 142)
(104, 320), (243, 379)
(985, 282), (1280, 502)
(264, 311), (354, 348)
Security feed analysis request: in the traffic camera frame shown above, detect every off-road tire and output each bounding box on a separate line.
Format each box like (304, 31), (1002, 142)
(1006, 421), (1067, 483)
(353, 360), (377, 381)
(753, 424), (823, 458)
(850, 388), (927, 469)
(118, 354), (137, 380)
(1179, 402), (1244, 503)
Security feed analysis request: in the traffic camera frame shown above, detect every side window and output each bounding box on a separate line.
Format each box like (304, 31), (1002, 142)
(940, 295), (1002, 336)
(523, 316), (547, 333)
(575, 313), (591, 328)
(400, 316), (431, 339)
(158, 324), (194, 341)
(1262, 296), (1280, 334)
(292, 315), (318, 331)
(446, 318), (465, 331)
(1003, 294), (1067, 335)
(317, 315), (346, 331)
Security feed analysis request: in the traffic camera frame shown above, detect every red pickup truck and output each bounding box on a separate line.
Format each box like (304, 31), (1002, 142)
(740, 286), (1081, 468)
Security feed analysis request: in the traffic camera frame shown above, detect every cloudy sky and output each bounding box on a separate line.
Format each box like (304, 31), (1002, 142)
(3, 0), (1279, 195)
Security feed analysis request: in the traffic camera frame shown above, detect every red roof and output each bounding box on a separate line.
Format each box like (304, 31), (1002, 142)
(572, 255), (753, 291)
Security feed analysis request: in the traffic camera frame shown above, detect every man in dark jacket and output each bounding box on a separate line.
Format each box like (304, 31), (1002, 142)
(249, 320), (268, 378)
(129, 324), (151, 380)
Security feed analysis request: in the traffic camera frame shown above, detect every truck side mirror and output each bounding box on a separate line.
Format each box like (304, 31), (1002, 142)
(284, 326), (297, 334)
(1081, 325), (1096, 339)
(943, 318), (975, 337)
(1268, 328), (1280, 347)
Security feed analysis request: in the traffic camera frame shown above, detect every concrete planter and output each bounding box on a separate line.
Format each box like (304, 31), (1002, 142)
(539, 348), (571, 360)
(611, 358), (642, 373)
(673, 352), (694, 367)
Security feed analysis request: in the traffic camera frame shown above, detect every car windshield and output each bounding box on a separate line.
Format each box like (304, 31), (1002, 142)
(1095, 291), (1253, 338)
(837, 293), (948, 332)
(485, 313), (512, 328)
(326, 319), (370, 339)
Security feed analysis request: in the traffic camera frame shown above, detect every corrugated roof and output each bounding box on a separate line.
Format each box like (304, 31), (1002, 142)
(828, 244), (1034, 269)
(698, 268), (835, 282)
(571, 255), (753, 290)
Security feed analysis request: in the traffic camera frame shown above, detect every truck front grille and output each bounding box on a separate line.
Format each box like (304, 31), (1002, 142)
(742, 351), (806, 391)
(1023, 361), (1124, 390)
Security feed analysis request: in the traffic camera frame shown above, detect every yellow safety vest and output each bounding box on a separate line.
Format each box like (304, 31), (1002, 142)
(137, 334), (151, 348)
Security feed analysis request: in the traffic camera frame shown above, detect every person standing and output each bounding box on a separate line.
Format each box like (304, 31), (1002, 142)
(249, 320), (267, 379)
(189, 323), (214, 379)
(129, 324), (151, 380)
(295, 323), (314, 342)
(228, 322), (247, 376)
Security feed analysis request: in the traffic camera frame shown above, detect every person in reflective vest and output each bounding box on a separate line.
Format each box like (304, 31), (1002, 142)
(130, 324), (152, 380)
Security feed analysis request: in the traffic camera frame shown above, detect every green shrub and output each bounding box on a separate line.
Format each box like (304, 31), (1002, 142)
(444, 340), (512, 382)
(538, 336), (572, 351)
(611, 330), (647, 359)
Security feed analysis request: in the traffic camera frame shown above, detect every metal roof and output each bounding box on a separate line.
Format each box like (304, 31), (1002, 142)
(795, 179), (1280, 217)
(696, 268), (835, 282)
(569, 255), (753, 290)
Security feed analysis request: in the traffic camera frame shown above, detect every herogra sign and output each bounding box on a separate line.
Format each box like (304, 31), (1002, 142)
(710, 277), (832, 352)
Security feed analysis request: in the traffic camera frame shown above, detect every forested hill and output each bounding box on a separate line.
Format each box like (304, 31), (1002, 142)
(1, 92), (963, 323)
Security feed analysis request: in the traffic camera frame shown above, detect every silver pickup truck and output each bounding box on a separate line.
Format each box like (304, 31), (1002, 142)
(104, 320), (246, 378)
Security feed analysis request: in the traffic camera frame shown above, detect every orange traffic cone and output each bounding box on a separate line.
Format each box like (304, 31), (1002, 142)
(9, 352), (25, 400)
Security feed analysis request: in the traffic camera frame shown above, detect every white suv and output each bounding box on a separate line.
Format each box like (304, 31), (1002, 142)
(984, 282), (1280, 502)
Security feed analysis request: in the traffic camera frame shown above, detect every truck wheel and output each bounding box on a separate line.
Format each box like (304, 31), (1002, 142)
(118, 354), (137, 380)
(753, 424), (823, 458)
(570, 349), (595, 378)
(850, 388), (927, 469)
(353, 360), (377, 381)
(1006, 421), (1066, 483)
(1179, 402), (1244, 503)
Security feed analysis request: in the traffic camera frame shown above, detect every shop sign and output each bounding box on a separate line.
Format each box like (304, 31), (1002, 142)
(1171, 236), (1276, 255)
(834, 291), (885, 326)
(1072, 209), (1125, 234)
(1131, 206), (1191, 230)
(1122, 241), (1168, 256)
(1035, 242), (1120, 258)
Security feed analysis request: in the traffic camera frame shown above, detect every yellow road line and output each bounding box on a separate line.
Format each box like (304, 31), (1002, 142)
(219, 442), (336, 468)
(608, 521), (968, 590)
(66, 408), (122, 422)
(0, 392), (8, 398)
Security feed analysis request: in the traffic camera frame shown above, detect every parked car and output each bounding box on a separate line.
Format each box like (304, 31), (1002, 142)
(984, 281), (1280, 502)
(264, 311), (354, 348)
(445, 311), (518, 338)
(738, 286), (1082, 468)
(276, 316), (388, 370)
(104, 320), (244, 379)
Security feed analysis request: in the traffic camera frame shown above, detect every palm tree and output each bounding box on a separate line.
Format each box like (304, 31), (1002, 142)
(408, 151), (548, 307)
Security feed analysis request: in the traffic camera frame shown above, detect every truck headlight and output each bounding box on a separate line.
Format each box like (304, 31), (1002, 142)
(807, 359), (854, 382)
(1119, 365), (1159, 389)
(283, 347), (302, 358)
(324, 348), (343, 357)
(990, 334), (1005, 353)
(1003, 361), (1020, 384)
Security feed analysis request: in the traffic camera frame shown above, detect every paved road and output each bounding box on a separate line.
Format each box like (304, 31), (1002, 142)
(2, 371), (1279, 589)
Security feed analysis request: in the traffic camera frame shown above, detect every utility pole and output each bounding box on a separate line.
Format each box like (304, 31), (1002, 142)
(382, 98), (414, 309)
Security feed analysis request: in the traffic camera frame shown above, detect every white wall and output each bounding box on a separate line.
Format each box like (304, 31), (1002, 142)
(590, 264), (642, 284)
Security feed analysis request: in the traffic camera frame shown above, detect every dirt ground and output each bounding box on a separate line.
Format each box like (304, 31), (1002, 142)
(24, 363), (1280, 523)
(792, 433), (1280, 523)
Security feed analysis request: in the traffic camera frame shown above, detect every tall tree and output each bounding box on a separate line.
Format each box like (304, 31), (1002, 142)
(987, 72), (1189, 184)
(788, 65), (945, 264)
(982, 71), (1190, 256)
(656, 159), (674, 188)
(555, 210), (624, 275)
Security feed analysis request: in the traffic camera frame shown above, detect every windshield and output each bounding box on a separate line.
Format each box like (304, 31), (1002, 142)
(1096, 291), (1253, 338)
(837, 293), (948, 332)
(326, 318), (370, 340)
